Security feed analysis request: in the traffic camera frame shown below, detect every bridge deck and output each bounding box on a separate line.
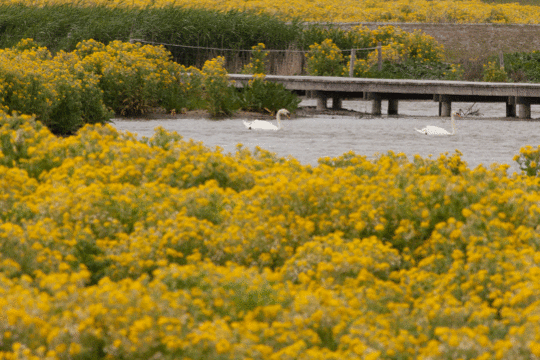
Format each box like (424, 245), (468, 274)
(229, 74), (540, 118)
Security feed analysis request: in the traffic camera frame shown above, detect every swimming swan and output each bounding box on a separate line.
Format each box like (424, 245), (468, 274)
(415, 111), (460, 135)
(243, 109), (290, 130)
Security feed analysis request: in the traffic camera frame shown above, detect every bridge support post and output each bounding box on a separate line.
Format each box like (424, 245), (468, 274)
(439, 95), (451, 117)
(364, 92), (382, 116)
(518, 102), (531, 119)
(506, 97), (516, 117)
(332, 97), (342, 110)
(387, 99), (398, 115)
(516, 97), (531, 119)
(315, 92), (328, 111)
(371, 98), (382, 116)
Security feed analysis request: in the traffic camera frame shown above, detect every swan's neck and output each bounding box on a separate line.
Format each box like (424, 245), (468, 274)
(276, 113), (282, 129)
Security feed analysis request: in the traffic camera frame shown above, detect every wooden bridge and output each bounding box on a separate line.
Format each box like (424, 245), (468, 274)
(229, 74), (540, 118)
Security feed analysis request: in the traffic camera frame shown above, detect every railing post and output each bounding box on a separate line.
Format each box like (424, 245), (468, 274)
(377, 42), (382, 72)
(349, 49), (356, 77)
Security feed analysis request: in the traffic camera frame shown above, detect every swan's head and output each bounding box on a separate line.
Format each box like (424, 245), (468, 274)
(277, 109), (290, 119)
(452, 111), (461, 118)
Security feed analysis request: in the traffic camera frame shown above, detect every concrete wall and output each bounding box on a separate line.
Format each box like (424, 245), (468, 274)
(338, 22), (540, 61)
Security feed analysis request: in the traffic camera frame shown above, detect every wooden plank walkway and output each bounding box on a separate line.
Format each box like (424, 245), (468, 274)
(229, 74), (540, 118)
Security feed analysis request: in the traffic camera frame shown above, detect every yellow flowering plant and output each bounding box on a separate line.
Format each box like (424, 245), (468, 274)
(482, 60), (509, 82)
(306, 39), (346, 77)
(514, 144), (540, 176)
(76, 40), (200, 116)
(3, 0), (540, 24)
(1, 108), (540, 360)
(242, 43), (269, 75)
(202, 56), (240, 117)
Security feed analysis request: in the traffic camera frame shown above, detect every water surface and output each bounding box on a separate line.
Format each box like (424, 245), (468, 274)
(112, 100), (540, 175)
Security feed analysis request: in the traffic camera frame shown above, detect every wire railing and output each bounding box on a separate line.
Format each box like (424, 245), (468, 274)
(130, 39), (383, 76)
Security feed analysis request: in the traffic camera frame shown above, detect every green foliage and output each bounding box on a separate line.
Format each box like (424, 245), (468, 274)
(240, 44), (301, 112)
(369, 59), (464, 80)
(482, 60), (509, 82)
(239, 75), (301, 113)
(202, 56), (240, 117)
(0, 4), (303, 68)
(501, 51), (540, 82)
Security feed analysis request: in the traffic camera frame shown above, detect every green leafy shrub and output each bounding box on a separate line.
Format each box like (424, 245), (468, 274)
(500, 51), (540, 82)
(240, 44), (300, 112)
(239, 74), (301, 113)
(369, 59), (464, 80)
(202, 56), (240, 117)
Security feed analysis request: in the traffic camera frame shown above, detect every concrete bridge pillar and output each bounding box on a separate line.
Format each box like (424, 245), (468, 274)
(388, 99), (398, 115)
(364, 92), (382, 115)
(519, 103), (531, 119)
(316, 92), (328, 111)
(371, 98), (382, 116)
(506, 97), (516, 117)
(332, 97), (342, 110)
(517, 97), (531, 119)
(438, 95), (451, 117)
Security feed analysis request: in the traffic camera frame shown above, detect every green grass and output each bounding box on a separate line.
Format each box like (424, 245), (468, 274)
(0, 4), (304, 67)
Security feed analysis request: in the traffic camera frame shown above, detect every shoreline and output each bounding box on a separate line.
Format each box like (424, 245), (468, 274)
(114, 105), (370, 121)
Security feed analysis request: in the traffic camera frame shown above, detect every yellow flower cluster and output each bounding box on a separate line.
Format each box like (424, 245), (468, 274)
(306, 39), (346, 76)
(1, 109), (540, 359)
(242, 43), (269, 75)
(514, 144), (540, 176)
(308, 26), (449, 77)
(2, 0), (540, 23)
(0, 39), (204, 133)
(0, 38), (107, 134)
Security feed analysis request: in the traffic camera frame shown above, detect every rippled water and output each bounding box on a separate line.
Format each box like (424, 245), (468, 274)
(112, 99), (540, 175)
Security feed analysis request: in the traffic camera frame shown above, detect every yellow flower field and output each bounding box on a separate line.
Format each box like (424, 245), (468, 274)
(1, 106), (540, 359)
(2, 0), (540, 23)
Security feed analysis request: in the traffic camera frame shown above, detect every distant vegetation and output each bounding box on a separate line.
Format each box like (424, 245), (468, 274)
(0, 4), (303, 66)
(481, 0), (540, 5)
(2, 0), (540, 23)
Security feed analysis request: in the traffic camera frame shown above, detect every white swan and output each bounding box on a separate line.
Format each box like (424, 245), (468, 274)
(243, 109), (290, 130)
(415, 111), (460, 135)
